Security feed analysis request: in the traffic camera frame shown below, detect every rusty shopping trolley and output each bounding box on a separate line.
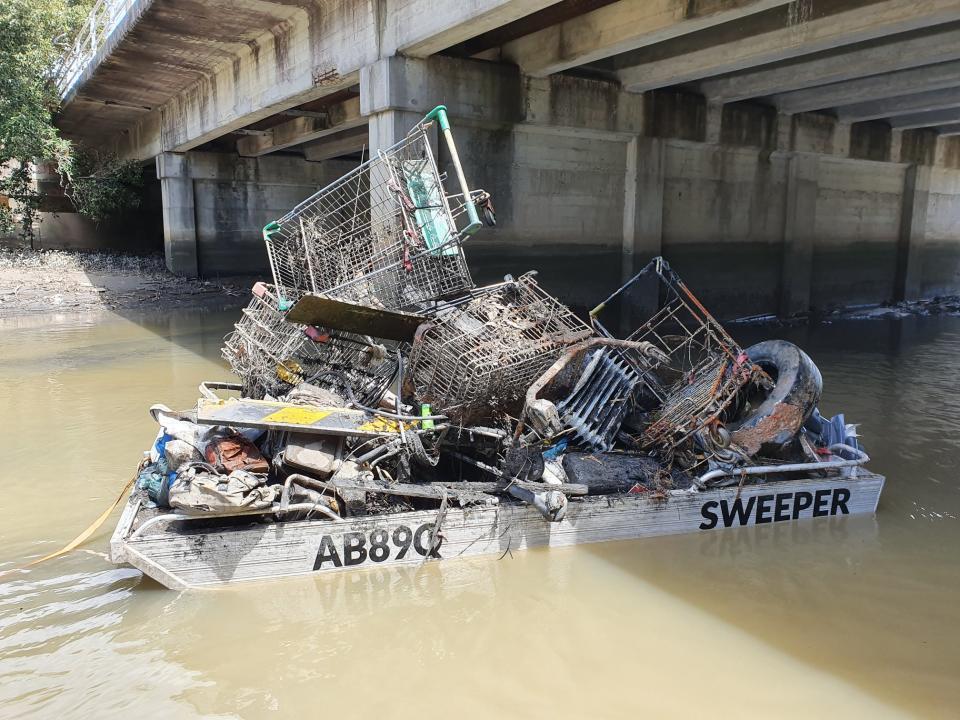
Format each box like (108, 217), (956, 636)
(405, 273), (594, 423)
(222, 284), (398, 403)
(590, 257), (770, 463)
(263, 105), (488, 310)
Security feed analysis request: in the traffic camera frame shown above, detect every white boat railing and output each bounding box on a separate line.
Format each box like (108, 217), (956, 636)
(692, 444), (870, 490)
(52, 0), (140, 98)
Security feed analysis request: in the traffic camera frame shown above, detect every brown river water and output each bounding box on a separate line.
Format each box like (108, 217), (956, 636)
(1, 307), (958, 719)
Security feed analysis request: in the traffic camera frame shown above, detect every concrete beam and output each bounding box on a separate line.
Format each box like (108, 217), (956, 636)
(360, 54), (644, 137)
(302, 126), (369, 161)
(936, 122), (960, 136)
(619, 0), (960, 93)
(113, 0), (551, 159)
(891, 109), (960, 130)
(501, 0), (790, 78)
(701, 24), (960, 102)
(773, 60), (960, 114)
(360, 55), (523, 125)
(236, 98), (364, 157)
(388, 0), (560, 58)
(836, 86), (960, 122)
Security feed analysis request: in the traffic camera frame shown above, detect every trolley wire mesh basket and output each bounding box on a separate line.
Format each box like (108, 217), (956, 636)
(404, 273), (594, 423)
(264, 105), (486, 311)
(590, 257), (770, 461)
(222, 285), (398, 403)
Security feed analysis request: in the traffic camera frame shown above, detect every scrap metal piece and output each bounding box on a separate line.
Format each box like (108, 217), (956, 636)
(556, 347), (642, 452)
(286, 294), (427, 342)
(520, 337), (667, 448)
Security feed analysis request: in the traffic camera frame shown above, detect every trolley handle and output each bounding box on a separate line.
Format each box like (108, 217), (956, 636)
(424, 105), (482, 238)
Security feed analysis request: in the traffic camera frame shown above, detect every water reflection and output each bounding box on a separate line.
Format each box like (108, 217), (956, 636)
(0, 309), (958, 719)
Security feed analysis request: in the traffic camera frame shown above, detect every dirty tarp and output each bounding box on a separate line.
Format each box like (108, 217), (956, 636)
(168, 467), (278, 516)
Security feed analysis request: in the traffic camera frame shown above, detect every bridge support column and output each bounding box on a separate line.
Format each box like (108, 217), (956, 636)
(779, 153), (818, 318)
(157, 152), (198, 277)
(895, 164), (931, 302)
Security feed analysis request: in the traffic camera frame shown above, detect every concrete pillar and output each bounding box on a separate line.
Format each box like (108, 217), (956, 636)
(619, 137), (664, 331)
(776, 113), (794, 152)
(156, 152), (198, 277)
(367, 110), (429, 153)
(833, 122), (852, 157)
(779, 153), (818, 317)
(934, 136), (950, 167)
(894, 164), (931, 302)
(889, 129), (903, 163)
(705, 102), (723, 145)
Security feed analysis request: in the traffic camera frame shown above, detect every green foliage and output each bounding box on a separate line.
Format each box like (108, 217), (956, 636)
(0, 0), (136, 238)
(62, 148), (143, 223)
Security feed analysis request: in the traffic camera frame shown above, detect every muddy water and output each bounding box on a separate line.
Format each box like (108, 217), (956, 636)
(1, 308), (958, 719)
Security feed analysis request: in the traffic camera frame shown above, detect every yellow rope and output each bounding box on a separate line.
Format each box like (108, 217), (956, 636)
(1, 465), (140, 579)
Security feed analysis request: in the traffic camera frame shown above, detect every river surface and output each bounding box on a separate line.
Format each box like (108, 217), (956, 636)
(1, 307), (958, 719)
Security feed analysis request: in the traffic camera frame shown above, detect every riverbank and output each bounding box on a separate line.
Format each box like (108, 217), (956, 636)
(0, 249), (255, 318)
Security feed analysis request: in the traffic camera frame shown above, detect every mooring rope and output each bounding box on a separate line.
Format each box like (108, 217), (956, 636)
(0, 462), (141, 579)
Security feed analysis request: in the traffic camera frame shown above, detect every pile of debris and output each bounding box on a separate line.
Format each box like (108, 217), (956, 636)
(136, 107), (862, 526)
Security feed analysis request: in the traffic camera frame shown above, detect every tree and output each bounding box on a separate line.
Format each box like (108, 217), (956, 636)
(0, 0), (141, 239)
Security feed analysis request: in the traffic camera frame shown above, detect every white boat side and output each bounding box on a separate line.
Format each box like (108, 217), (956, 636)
(110, 472), (885, 590)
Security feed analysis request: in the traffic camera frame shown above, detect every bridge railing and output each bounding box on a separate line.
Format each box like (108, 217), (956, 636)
(52, 0), (138, 98)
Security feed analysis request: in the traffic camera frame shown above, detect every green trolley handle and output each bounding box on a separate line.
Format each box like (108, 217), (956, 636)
(424, 105), (482, 237)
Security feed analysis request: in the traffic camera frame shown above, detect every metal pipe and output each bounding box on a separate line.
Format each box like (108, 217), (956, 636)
(692, 444), (870, 490)
(198, 380), (242, 400)
(129, 501), (344, 540)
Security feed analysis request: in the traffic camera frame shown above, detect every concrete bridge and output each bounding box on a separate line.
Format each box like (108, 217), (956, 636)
(50, 0), (960, 317)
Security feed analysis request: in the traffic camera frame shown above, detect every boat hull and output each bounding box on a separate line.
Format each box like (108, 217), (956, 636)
(110, 472), (884, 590)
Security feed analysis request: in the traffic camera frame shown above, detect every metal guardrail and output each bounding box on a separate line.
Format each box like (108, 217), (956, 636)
(52, 0), (139, 97)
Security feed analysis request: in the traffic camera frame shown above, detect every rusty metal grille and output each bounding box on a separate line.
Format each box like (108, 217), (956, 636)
(405, 273), (594, 422)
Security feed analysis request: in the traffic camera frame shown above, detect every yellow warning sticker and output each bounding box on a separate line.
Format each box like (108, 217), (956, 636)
(261, 406), (332, 425)
(356, 417), (411, 434)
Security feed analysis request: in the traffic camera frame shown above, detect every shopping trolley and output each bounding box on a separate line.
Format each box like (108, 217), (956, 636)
(404, 273), (594, 423)
(263, 105), (488, 310)
(590, 257), (770, 462)
(222, 285), (398, 403)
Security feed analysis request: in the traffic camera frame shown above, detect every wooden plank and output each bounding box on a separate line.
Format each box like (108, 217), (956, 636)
(122, 472), (885, 588)
(286, 294), (427, 342)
